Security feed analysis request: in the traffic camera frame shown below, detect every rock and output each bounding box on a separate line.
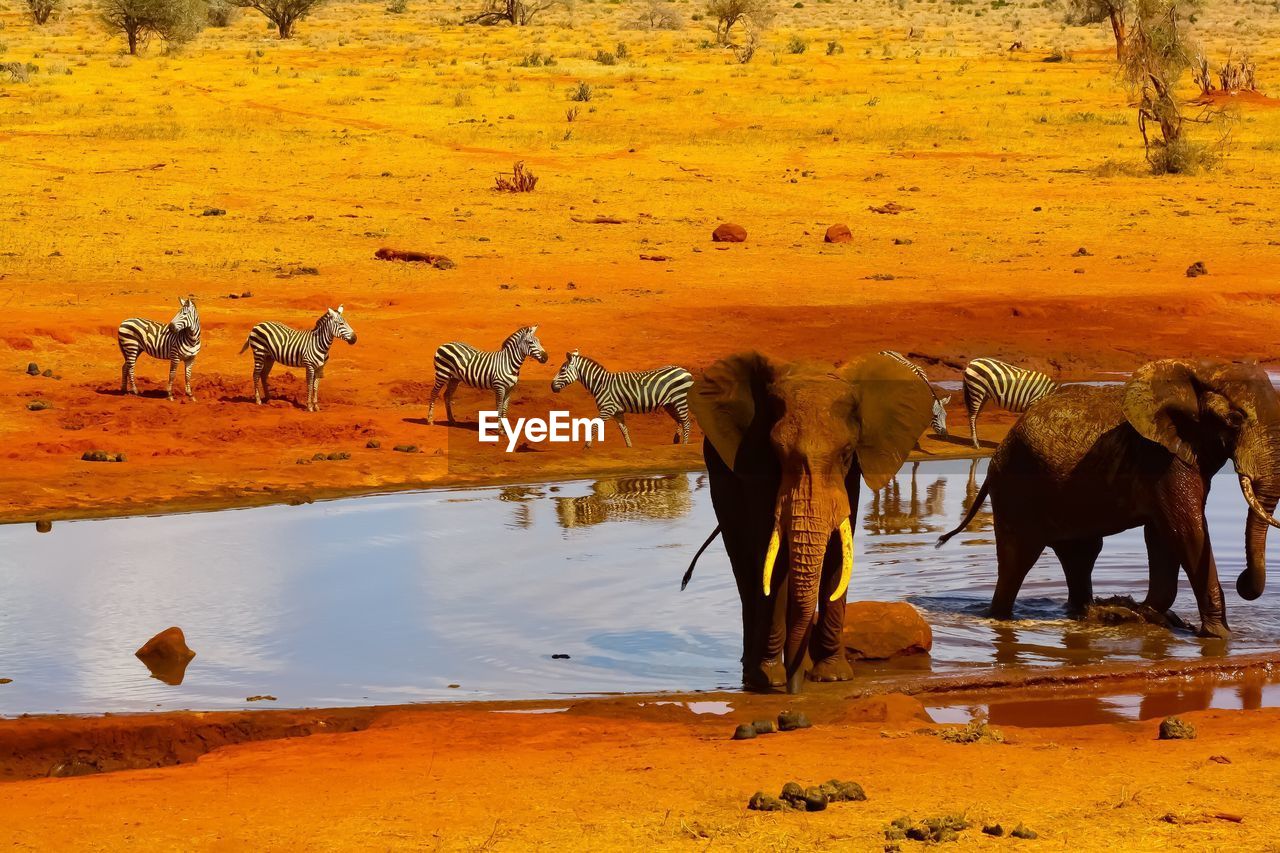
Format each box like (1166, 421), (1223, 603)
(35, 520), (52, 533)
(135, 627), (196, 686)
(81, 450), (125, 463)
(1010, 823), (1038, 839)
(366, 439), (381, 449)
(750, 719), (777, 734)
(777, 710), (812, 731)
(732, 724), (757, 740)
(201, 208), (226, 216)
(1073, 246), (1091, 256)
(326, 451), (350, 461)
(982, 823), (1004, 836)
(1159, 716), (1196, 740)
(824, 223), (853, 243)
(26, 362), (40, 375)
(711, 223), (747, 243)
(833, 694), (933, 725)
(393, 444), (419, 453)
(374, 247), (456, 270)
(27, 400), (50, 411)
(748, 791), (786, 811)
(842, 601), (932, 659)
(41, 369), (52, 377)
(1186, 260), (1208, 277)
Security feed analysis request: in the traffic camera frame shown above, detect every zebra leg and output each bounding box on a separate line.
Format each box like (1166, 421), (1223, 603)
(167, 357), (179, 401)
(127, 354), (140, 395)
(261, 359), (274, 403)
(184, 358), (196, 400)
(495, 384), (512, 420)
(251, 355), (263, 404)
(964, 385), (987, 449)
(614, 413), (632, 448)
(444, 380), (460, 425)
(120, 358), (130, 394)
(426, 377), (447, 425)
(306, 365), (318, 412)
(664, 403), (689, 444)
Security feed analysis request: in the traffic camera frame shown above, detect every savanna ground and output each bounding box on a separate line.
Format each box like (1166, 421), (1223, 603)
(4, 0), (1280, 847)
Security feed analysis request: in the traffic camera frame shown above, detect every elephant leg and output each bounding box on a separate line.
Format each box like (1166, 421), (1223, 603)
(1154, 507), (1228, 639)
(1142, 522), (1180, 613)
(990, 522), (1045, 620)
(1052, 536), (1103, 617)
(809, 531), (853, 683)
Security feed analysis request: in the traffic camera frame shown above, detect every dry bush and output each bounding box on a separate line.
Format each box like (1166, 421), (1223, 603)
(634, 0), (682, 29)
(1196, 49), (1258, 94)
(25, 0), (63, 25)
(706, 0), (773, 45)
(494, 162), (538, 192)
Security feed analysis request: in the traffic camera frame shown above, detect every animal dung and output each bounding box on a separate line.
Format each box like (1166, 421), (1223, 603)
(748, 779), (864, 812)
(777, 710), (812, 731)
(1159, 716), (1197, 740)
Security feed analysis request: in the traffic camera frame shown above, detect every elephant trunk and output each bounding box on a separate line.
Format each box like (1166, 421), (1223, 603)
(766, 479), (852, 694)
(1239, 473), (1280, 600)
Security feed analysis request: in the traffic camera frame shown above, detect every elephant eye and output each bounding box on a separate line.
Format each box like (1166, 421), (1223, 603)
(1225, 409), (1245, 428)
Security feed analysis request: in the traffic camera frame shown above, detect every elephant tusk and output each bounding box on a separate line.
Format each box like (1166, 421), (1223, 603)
(762, 526), (781, 596)
(831, 517), (854, 602)
(1240, 475), (1280, 530)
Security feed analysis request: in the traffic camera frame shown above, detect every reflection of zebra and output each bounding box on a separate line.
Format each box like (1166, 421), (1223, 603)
(879, 351), (950, 436)
(427, 326), (548, 424)
(555, 475), (692, 528)
(118, 296), (201, 399)
(240, 306), (357, 412)
(863, 462), (945, 536)
(551, 350), (693, 448)
(962, 357), (1057, 448)
(961, 458), (994, 535)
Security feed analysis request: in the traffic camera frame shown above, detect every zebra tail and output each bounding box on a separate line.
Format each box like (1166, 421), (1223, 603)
(238, 335), (252, 355)
(681, 524), (722, 590)
(936, 477), (990, 549)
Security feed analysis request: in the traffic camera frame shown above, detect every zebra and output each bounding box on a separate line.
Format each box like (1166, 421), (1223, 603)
(550, 349), (693, 448)
(427, 325), (547, 425)
(239, 306), (357, 412)
(117, 296), (201, 400)
(962, 357), (1057, 449)
(879, 350), (951, 437)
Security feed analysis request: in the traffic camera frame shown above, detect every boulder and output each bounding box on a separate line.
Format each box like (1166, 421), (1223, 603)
(711, 223), (747, 243)
(824, 223), (853, 243)
(832, 693), (934, 725)
(842, 601), (932, 660)
(135, 627), (196, 686)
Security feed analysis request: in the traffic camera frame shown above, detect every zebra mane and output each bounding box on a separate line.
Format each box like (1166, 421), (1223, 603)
(502, 326), (533, 350)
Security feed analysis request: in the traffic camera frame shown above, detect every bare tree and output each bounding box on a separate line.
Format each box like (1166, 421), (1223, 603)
(706, 0), (773, 45)
(1064, 0), (1129, 60)
(99, 0), (205, 54)
(465, 0), (568, 25)
(26, 0), (63, 25)
(1121, 0), (1219, 173)
(232, 0), (327, 38)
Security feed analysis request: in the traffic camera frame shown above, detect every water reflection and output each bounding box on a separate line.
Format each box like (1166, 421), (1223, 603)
(554, 475), (692, 529)
(865, 462), (947, 536)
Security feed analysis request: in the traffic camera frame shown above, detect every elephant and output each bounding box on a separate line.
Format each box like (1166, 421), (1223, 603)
(689, 352), (934, 693)
(937, 358), (1280, 639)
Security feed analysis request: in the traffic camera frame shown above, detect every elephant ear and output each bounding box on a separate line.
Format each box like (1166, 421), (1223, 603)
(842, 353), (934, 490)
(1122, 359), (1201, 467)
(689, 353), (774, 475)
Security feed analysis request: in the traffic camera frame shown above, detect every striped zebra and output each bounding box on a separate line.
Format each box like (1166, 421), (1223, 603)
(427, 325), (547, 425)
(239, 306), (357, 412)
(117, 296), (201, 400)
(550, 349), (693, 448)
(879, 350), (951, 437)
(963, 357), (1057, 449)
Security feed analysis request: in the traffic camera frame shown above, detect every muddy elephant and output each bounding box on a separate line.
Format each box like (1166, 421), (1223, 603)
(690, 352), (934, 692)
(938, 358), (1280, 639)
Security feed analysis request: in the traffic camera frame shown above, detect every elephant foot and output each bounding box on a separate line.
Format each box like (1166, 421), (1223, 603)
(1197, 621), (1230, 640)
(808, 654), (854, 683)
(743, 658), (785, 692)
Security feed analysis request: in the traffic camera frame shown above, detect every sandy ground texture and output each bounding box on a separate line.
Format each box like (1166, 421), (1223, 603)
(1, 688), (1278, 850)
(4, 0), (1280, 520)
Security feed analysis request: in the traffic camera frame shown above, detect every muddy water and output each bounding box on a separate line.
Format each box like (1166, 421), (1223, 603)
(1, 462), (1279, 715)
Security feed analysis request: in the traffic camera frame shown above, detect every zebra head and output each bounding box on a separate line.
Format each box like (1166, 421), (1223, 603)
(520, 325), (548, 364)
(931, 395), (951, 436)
(170, 296), (200, 341)
(323, 305), (357, 345)
(551, 349), (582, 393)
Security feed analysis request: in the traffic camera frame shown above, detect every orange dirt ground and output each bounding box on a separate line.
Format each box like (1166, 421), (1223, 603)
(3, 686), (1280, 849)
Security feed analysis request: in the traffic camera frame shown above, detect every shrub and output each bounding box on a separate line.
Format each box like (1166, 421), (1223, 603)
(207, 0), (241, 25)
(25, 0), (63, 25)
(826, 39), (843, 54)
(386, 0), (408, 11)
(786, 34), (807, 53)
(569, 80), (593, 101)
(706, 0), (774, 44)
(494, 161), (538, 192)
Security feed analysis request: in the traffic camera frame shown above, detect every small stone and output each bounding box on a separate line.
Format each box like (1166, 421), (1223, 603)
(711, 222), (747, 243)
(27, 400), (50, 411)
(313, 452), (326, 461)
(1072, 246), (1091, 256)
(732, 724), (757, 740)
(982, 823), (1004, 836)
(1010, 823), (1038, 839)
(41, 369), (52, 377)
(1186, 260), (1208, 277)
(750, 719), (776, 734)
(1159, 716), (1197, 740)
(748, 791), (786, 811)
(366, 439), (381, 449)
(1209, 754), (1231, 764)
(777, 710), (813, 731)
(326, 451), (350, 461)
(202, 207), (226, 216)
(393, 444), (419, 453)
(824, 223), (853, 243)
(26, 363), (39, 375)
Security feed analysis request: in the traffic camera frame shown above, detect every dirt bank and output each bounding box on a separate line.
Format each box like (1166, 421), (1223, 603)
(2, 678), (1278, 849)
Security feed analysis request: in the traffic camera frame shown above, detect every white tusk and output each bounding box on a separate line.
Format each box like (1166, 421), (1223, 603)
(1240, 475), (1280, 530)
(762, 526), (781, 596)
(831, 517), (854, 602)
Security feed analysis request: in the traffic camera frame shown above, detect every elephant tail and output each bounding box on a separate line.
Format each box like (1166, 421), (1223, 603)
(936, 478), (990, 549)
(681, 525), (722, 590)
